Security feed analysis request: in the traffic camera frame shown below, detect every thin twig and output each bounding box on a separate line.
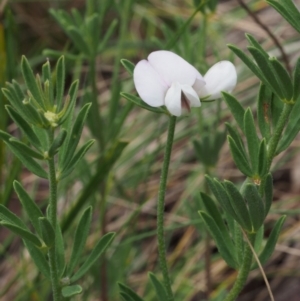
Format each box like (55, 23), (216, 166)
(237, 0), (291, 74)
(242, 229), (275, 301)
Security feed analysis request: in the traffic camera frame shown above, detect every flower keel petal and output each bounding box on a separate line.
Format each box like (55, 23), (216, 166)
(165, 82), (182, 116)
(181, 85), (201, 107)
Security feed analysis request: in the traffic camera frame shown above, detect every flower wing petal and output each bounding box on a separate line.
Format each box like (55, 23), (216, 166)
(165, 82), (182, 116)
(148, 50), (203, 86)
(181, 85), (201, 107)
(198, 61), (237, 100)
(133, 60), (167, 107)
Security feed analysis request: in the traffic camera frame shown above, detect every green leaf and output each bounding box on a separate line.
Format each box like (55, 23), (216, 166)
(0, 131), (48, 178)
(269, 57), (293, 101)
(67, 207), (92, 276)
(59, 140), (95, 180)
(0, 204), (26, 228)
(244, 108), (260, 173)
(227, 136), (253, 177)
(120, 59), (135, 76)
(71, 232), (115, 282)
(148, 273), (168, 301)
(243, 184), (265, 232)
(233, 221), (244, 267)
(13, 181), (43, 236)
(6, 105), (42, 151)
(223, 181), (253, 232)
(263, 173), (273, 217)
(39, 217), (55, 247)
(121, 92), (168, 114)
(293, 58), (300, 101)
(247, 47), (283, 99)
(59, 80), (79, 126)
(227, 44), (264, 82)
(61, 285), (82, 298)
(266, 1), (300, 33)
(21, 56), (45, 109)
(48, 129), (67, 157)
(61, 103), (91, 169)
(276, 100), (300, 154)
(258, 139), (267, 177)
(1, 221), (42, 247)
(199, 211), (237, 269)
(259, 216), (286, 265)
(9, 138), (44, 160)
(23, 240), (50, 279)
(257, 84), (271, 141)
(118, 283), (144, 301)
(225, 123), (246, 152)
(205, 176), (242, 225)
(120, 292), (135, 301)
(222, 92), (245, 131)
(55, 56), (65, 111)
(245, 34), (269, 59)
(199, 192), (234, 249)
(254, 225), (264, 254)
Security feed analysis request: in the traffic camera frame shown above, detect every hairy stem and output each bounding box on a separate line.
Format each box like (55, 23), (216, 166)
(48, 130), (60, 301)
(224, 234), (255, 301)
(157, 116), (176, 301)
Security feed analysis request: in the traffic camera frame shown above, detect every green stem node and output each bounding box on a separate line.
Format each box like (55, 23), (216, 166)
(157, 116), (176, 301)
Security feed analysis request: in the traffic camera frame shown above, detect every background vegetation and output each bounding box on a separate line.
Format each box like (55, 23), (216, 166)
(0, 0), (300, 300)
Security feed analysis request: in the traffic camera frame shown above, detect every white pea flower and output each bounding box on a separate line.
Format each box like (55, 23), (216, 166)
(133, 50), (237, 116)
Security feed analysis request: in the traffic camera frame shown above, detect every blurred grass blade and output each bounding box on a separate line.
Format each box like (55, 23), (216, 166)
(0, 204), (26, 227)
(263, 173), (273, 217)
(61, 140), (128, 231)
(55, 56), (65, 110)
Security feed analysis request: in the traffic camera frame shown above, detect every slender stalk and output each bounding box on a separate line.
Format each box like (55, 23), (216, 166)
(157, 116), (176, 301)
(47, 130), (60, 301)
(224, 234), (255, 301)
(266, 103), (293, 171)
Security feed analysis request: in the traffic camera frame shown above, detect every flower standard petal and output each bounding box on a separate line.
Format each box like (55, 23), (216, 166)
(181, 85), (201, 107)
(165, 82), (182, 116)
(198, 61), (237, 100)
(148, 50), (203, 86)
(133, 60), (168, 107)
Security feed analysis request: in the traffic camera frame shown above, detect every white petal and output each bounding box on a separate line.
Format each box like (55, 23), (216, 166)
(165, 82), (182, 116)
(192, 76), (206, 95)
(133, 60), (168, 107)
(148, 50), (202, 86)
(181, 85), (201, 107)
(198, 61), (237, 100)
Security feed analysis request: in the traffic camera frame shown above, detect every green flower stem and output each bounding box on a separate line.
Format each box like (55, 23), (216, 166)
(157, 116), (176, 301)
(47, 130), (60, 301)
(224, 234), (255, 301)
(266, 103), (293, 171)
